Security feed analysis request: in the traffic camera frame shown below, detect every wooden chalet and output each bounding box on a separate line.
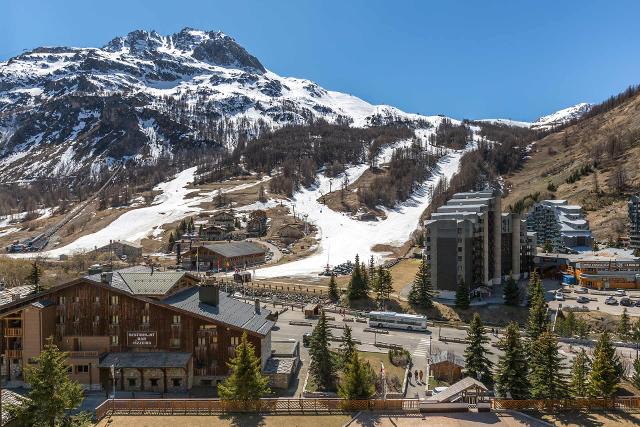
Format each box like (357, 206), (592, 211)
(92, 240), (143, 260)
(429, 350), (465, 383)
(182, 242), (267, 272)
(0, 266), (273, 394)
(201, 225), (229, 242)
(209, 211), (236, 230)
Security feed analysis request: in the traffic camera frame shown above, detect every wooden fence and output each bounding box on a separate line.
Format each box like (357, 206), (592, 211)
(95, 398), (420, 420)
(491, 397), (640, 411)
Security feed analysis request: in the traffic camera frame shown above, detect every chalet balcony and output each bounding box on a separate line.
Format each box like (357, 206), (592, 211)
(108, 324), (120, 335)
(5, 349), (22, 359)
(68, 351), (99, 359)
(56, 324), (65, 337)
(194, 366), (218, 376)
(4, 328), (22, 337)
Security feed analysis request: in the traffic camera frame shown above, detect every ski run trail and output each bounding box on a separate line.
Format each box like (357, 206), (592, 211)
(35, 140), (468, 277)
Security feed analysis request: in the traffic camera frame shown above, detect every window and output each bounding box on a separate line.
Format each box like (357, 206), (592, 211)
(141, 314), (150, 324)
(94, 296), (100, 303)
(170, 338), (180, 348)
(144, 302), (150, 311)
(111, 315), (119, 325)
(74, 296), (80, 303)
(128, 378), (136, 387)
(150, 378), (159, 387)
(230, 336), (240, 346)
(172, 315), (181, 324)
(58, 296), (66, 304)
(67, 366), (73, 374)
(197, 337), (207, 346)
(57, 315), (65, 324)
(76, 365), (89, 373)
(172, 378), (182, 387)
(94, 315), (100, 323)
(111, 335), (119, 345)
(110, 295), (119, 305)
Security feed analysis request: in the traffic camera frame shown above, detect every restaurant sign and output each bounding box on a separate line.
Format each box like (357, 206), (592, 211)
(127, 331), (157, 348)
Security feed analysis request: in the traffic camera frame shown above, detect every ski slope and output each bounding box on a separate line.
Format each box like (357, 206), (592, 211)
(254, 147), (465, 277)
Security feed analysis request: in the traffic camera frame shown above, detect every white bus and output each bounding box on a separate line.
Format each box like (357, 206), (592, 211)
(368, 311), (428, 332)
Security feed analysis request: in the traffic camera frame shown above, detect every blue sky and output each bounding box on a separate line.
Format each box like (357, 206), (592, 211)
(3, 0), (640, 121)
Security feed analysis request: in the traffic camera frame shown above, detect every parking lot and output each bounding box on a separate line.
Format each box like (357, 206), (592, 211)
(547, 283), (640, 316)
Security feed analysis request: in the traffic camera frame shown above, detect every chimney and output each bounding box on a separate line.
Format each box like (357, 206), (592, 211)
(101, 272), (113, 284)
(199, 283), (219, 306)
(254, 298), (261, 314)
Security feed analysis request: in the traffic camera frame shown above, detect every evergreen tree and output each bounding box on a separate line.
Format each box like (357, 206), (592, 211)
(309, 311), (336, 390)
(368, 256), (376, 285)
(27, 261), (42, 292)
(362, 262), (369, 291)
(408, 257), (434, 309)
(502, 274), (520, 306)
(543, 241), (554, 253)
(219, 331), (271, 401)
(525, 280), (548, 343)
(340, 325), (357, 367)
(6, 337), (88, 426)
(167, 232), (176, 252)
(374, 266), (393, 309)
(617, 308), (631, 342)
(328, 274), (340, 302)
(338, 352), (376, 399)
(455, 279), (470, 310)
(494, 322), (529, 399)
(528, 330), (567, 399)
(632, 357), (640, 390)
(588, 331), (623, 397)
(347, 254), (367, 300)
(464, 313), (493, 384)
(570, 349), (590, 397)
(526, 271), (543, 307)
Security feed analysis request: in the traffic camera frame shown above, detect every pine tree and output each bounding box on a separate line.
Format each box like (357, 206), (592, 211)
(502, 274), (520, 306)
(347, 254), (367, 300)
(338, 352), (376, 399)
(340, 325), (357, 367)
(374, 266), (393, 309)
(408, 257), (434, 309)
(464, 313), (493, 384)
(494, 322), (529, 399)
(526, 271), (543, 307)
(525, 281), (548, 343)
(632, 357), (640, 390)
(632, 317), (640, 349)
(27, 261), (42, 292)
(309, 311), (336, 391)
(588, 331), (623, 397)
(328, 274), (340, 302)
(219, 331), (271, 401)
(368, 256), (376, 285)
(528, 330), (567, 399)
(198, 223), (204, 237)
(617, 308), (631, 342)
(570, 349), (590, 397)
(455, 279), (470, 310)
(6, 337), (88, 426)
(167, 232), (176, 252)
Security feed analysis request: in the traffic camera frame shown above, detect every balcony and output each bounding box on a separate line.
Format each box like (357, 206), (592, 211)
(6, 349), (22, 359)
(4, 328), (22, 337)
(68, 351), (99, 359)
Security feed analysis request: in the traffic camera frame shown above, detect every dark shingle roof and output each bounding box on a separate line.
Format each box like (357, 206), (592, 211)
(201, 241), (267, 258)
(99, 352), (192, 369)
(162, 287), (273, 335)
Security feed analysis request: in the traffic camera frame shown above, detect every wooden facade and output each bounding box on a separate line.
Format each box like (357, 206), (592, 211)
(0, 278), (269, 393)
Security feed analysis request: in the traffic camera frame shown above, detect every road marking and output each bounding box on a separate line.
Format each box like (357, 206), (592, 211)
(412, 338), (430, 358)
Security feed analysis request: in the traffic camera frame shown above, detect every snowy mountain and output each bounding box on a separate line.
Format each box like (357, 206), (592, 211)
(531, 102), (592, 130)
(0, 28), (437, 183)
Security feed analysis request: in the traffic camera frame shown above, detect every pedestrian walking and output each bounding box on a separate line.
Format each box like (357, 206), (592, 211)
(407, 370), (412, 383)
(414, 370), (419, 383)
(419, 370), (424, 383)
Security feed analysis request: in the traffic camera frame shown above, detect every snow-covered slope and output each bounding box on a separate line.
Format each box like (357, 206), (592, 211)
(0, 28), (436, 182)
(531, 102), (592, 130)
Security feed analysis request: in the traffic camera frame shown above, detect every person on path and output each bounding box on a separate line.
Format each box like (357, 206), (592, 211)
(407, 370), (412, 384)
(414, 370), (419, 383)
(419, 370), (424, 383)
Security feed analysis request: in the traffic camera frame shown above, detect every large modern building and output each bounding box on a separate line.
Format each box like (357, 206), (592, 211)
(526, 200), (593, 251)
(423, 190), (534, 291)
(0, 266), (275, 393)
(629, 195), (640, 251)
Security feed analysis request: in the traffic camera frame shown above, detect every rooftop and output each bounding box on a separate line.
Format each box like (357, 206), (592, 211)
(426, 376), (488, 402)
(199, 241), (267, 258)
(0, 285), (36, 308)
(86, 266), (195, 297)
(430, 350), (465, 367)
(161, 286), (274, 335)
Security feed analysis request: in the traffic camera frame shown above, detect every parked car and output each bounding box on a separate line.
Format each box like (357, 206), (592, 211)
(574, 287), (588, 294)
(615, 290), (627, 297)
(605, 296), (618, 305)
(554, 292), (565, 301)
(577, 296), (590, 304)
(620, 297), (633, 307)
(635, 299), (640, 307)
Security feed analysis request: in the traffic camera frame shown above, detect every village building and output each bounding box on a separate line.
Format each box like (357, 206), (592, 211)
(0, 266), (276, 394)
(209, 211), (236, 230)
(277, 224), (305, 244)
(428, 350), (465, 383)
(91, 240), (143, 260)
(201, 225), (229, 242)
(181, 242), (267, 272)
(246, 210), (268, 237)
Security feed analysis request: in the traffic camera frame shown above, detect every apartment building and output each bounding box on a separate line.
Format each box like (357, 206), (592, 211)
(526, 200), (593, 251)
(424, 190), (533, 291)
(629, 195), (640, 252)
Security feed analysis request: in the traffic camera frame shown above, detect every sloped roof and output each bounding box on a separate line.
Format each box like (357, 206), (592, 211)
(427, 377), (488, 402)
(430, 350), (465, 367)
(0, 285), (36, 308)
(86, 266), (195, 296)
(162, 287), (273, 335)
(1, 389), (28, 426)
(99, 352), (192, 368)
(200, 241), (267, 258)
